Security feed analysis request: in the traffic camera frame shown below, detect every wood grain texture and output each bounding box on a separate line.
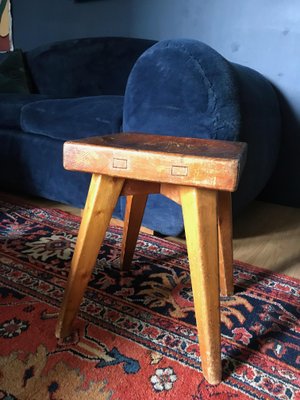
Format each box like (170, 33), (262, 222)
(160, 183), (181, 204)
(218, 191), (234, 296)
(121, 180), (160, 196)
(180, 186), (221, 385)
(55, 174), (124, 339)
(120, 194), (148, 270)
(63, 133), (247, 192)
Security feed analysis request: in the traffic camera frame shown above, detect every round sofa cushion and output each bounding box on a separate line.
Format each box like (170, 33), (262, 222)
(122, 39), (281, 235)
(124, 39), (241, 141)
(20, 95), (124, 141)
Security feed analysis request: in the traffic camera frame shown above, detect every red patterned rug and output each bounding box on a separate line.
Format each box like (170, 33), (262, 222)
(0, 197), (299, 399)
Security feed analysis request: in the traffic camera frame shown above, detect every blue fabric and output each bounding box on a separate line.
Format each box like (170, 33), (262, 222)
(0, 37), (281, 237)
(21, 96), (124, 140)
(0, 49), (32, 94)
(0, 93), (51, 129)
(0, 37), (156, 230)
(123, 39), (281, 235)
(25, 37), (156, 97)
(0, 129), (123, 218)
(230, 63), (281, 213)
(124, 39), (241, 140)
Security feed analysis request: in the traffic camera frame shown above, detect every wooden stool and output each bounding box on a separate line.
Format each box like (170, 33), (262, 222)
(55, 133), (247, 384)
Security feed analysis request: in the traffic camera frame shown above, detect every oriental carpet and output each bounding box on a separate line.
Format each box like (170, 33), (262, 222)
(0, 197), (299, 399)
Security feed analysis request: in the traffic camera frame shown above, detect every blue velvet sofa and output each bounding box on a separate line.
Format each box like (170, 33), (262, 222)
(0, 37), (281, 236)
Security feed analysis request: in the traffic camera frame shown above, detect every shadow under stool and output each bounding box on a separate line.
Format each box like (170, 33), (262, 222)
(55, 133), (247, 385)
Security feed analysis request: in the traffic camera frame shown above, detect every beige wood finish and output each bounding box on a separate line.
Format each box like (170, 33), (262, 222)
(120, 194), (148, 270)
(64, 133), (246, 191)
(181, 186), (221, 385)
(218, 191), (234, 296)
(55, 133), (246, 385)
(55, 174), (124, 339)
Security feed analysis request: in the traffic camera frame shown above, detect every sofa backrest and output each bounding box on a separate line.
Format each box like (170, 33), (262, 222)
(24, 37), (156, 97)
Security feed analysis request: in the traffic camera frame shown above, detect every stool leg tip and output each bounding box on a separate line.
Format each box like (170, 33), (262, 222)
(55, 321), (71, 341)
(204, 369), (222, 385)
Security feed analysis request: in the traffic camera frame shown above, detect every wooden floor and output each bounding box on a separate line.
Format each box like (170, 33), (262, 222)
(233, 201), (300, 279)
(13, 195), (300, 280)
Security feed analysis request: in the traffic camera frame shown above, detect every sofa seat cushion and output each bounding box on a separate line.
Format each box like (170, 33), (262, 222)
(0, 93), (52, 129)
(20, 95), (124, 141)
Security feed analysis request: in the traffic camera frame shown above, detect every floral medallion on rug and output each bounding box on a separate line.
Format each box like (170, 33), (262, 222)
(0, 197), (299, 400)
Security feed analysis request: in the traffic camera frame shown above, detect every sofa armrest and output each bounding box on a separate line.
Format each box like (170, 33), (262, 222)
(123, 39), (281, 215)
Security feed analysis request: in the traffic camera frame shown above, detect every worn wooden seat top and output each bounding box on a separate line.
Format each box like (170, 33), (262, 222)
(64, 133), (247, 192)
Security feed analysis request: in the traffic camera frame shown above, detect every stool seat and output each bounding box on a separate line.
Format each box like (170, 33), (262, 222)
(64, 133), (246, 191)
(56, 132), (247, 385)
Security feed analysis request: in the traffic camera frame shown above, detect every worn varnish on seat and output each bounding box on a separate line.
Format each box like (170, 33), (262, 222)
(63, 133), (246, 191)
